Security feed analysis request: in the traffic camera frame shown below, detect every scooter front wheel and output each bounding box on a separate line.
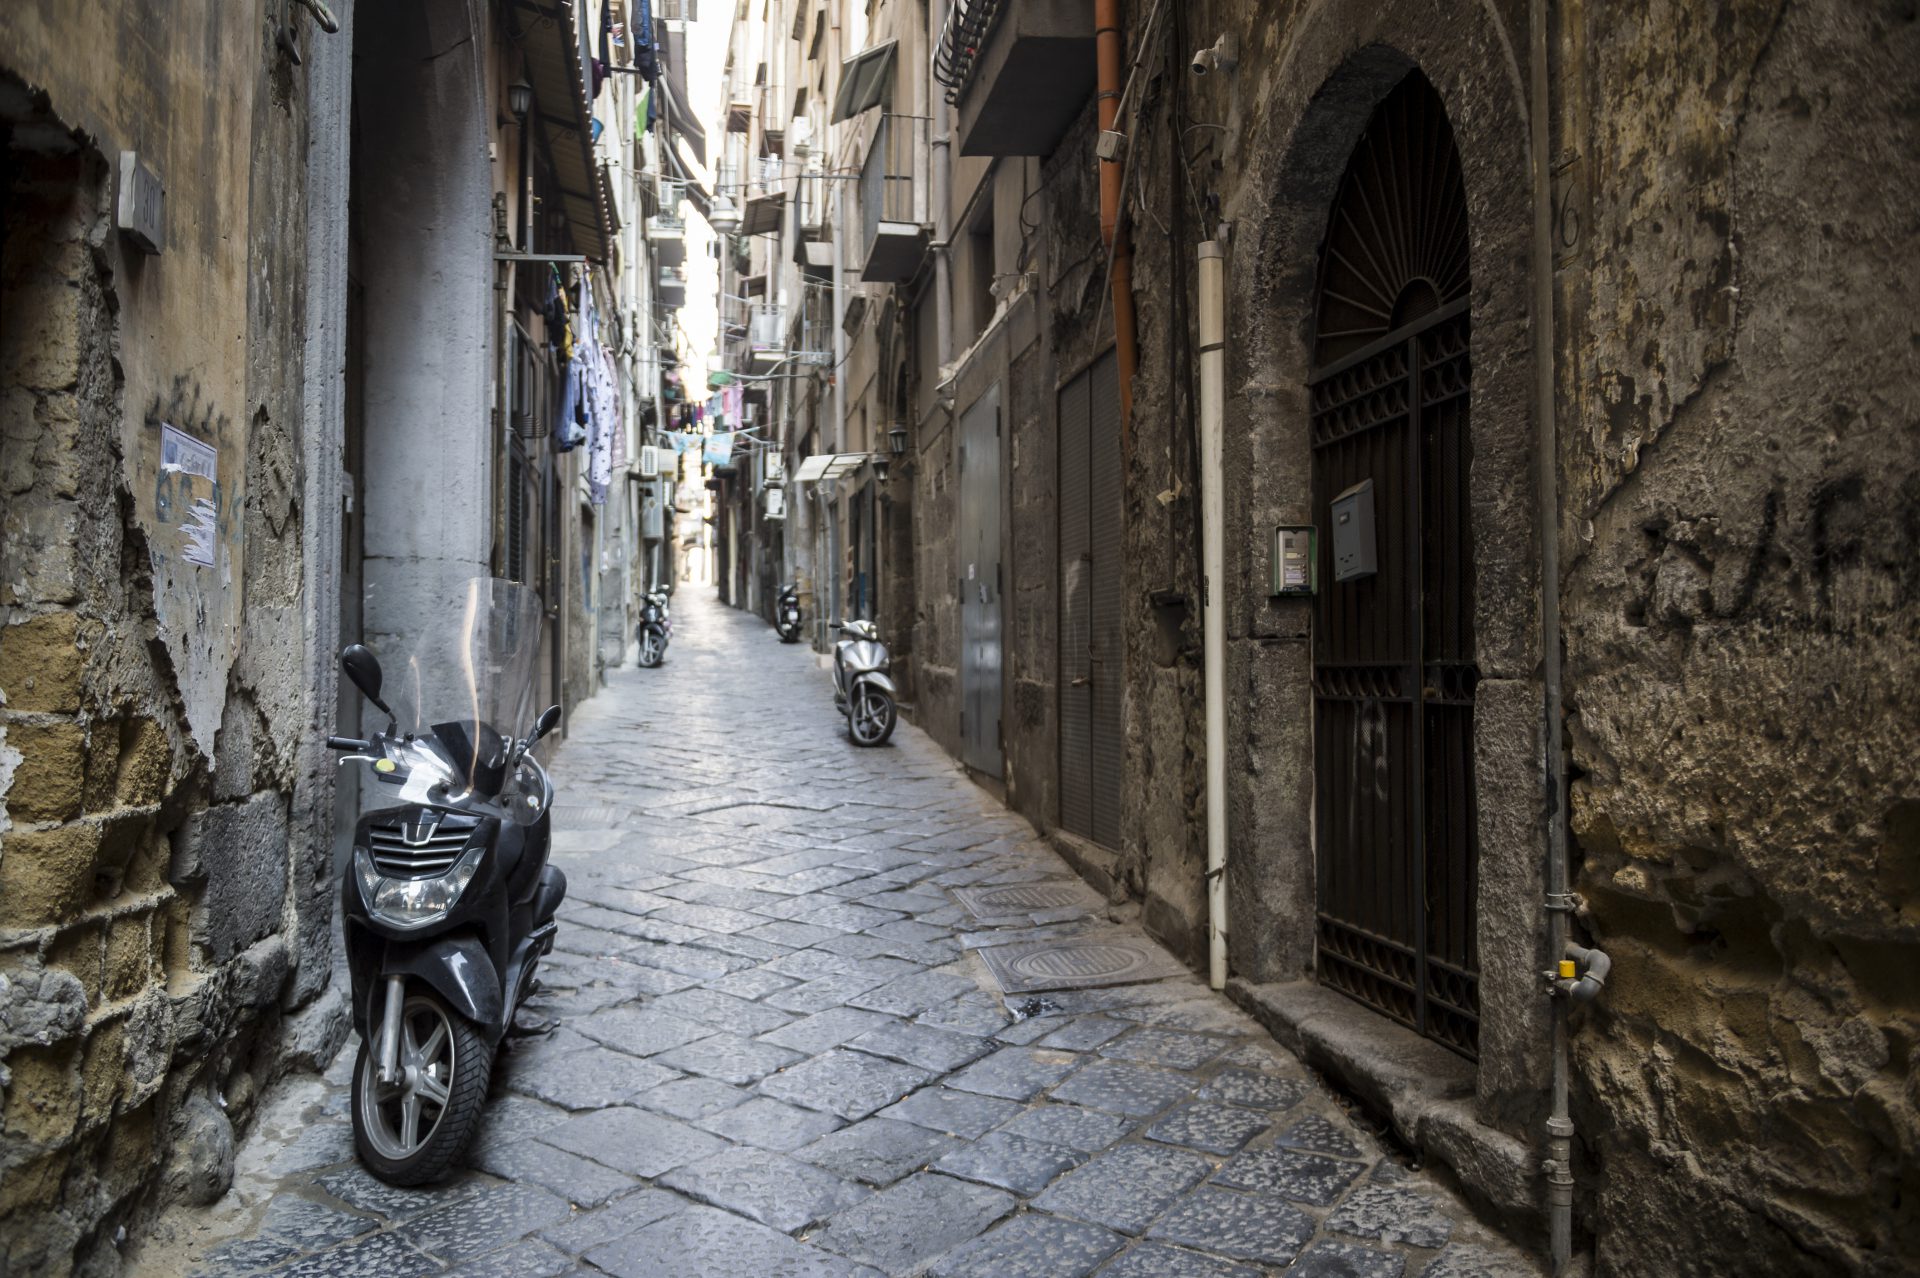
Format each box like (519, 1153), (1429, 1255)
(639, 630), (664, 667)
(351, 990), (490, 1186)
(849, 685), (896, 746)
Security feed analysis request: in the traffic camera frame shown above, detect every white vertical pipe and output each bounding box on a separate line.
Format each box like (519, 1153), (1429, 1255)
(1198, 241), (1228, 991)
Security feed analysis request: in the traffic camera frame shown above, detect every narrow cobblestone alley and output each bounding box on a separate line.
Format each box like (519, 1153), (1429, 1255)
(134, 591), (1539, 1278)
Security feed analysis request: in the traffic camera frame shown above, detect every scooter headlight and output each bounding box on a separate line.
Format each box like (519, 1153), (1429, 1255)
(353, 842), (486, 931)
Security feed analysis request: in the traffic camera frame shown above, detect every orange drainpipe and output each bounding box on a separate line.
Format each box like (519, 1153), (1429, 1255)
(1095, 0), (1137, 453)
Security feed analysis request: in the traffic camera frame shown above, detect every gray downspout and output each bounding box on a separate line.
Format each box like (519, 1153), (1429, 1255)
(1529, 0), (1576, 1271)
(929, 0), (954, 369)
(297, 0), (352, 922)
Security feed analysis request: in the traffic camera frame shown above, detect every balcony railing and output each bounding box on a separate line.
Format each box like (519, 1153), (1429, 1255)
(749, 301), (787, 369)
(859, 114), (931, 283)
(934, 0), (1004, 102)
(647, 177), (686, 238)
(796, 281), (834, 366)
(933, 0), (1094, 156)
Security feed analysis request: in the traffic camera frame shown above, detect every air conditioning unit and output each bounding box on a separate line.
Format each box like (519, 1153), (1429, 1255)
(638, 444), (662, 478)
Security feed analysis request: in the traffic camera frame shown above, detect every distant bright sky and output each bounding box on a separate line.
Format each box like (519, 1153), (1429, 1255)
(672, 6), (730, 407)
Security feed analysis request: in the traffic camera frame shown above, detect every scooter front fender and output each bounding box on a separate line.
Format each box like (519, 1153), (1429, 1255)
(854, 671), (897, 698)
(379, 936), (504, 1042)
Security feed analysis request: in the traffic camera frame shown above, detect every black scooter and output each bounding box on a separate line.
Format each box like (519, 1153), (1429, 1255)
(638, 589), (670, 667)
(775, 583), (803, 643)
(328, 578), (566, 1185)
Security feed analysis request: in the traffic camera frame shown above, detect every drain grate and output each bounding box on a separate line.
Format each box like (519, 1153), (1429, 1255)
(549, 804), (627, 827)
(976, 933), (1187, 994)
(953, 881), (1102, 922)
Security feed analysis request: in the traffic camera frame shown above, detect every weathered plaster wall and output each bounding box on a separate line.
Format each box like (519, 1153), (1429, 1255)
(351, 0), (496, 727)
(0, 5), (347, 1273)
(1557, 2), (1920, 1272)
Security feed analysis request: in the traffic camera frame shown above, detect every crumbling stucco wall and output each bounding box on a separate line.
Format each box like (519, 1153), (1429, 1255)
(1557, 2), (1920, 1272)
(0, 5), (347, 1273)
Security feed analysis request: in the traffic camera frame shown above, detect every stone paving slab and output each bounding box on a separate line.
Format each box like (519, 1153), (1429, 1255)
(137, 589), (1541, 1278)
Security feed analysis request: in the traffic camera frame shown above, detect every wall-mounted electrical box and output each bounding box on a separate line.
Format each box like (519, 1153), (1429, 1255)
(1330, 479), (1377, 582)
(1271, 526), (1316, 596)
(117, 151), (164, 255)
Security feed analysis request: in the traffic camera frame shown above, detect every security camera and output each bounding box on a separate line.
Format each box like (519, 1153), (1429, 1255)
(1190, 33), (1236, 76)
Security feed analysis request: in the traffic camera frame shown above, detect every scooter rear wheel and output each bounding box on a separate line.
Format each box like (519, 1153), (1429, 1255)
(351, 990), (490, 1186)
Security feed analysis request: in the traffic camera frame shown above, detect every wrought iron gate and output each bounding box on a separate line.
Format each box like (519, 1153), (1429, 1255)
(1309, 73), (1480, 1059)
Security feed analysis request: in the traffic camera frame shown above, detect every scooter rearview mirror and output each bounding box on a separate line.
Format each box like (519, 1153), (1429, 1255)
(341, 645), (394, 717)
(532, 704), (562, 742)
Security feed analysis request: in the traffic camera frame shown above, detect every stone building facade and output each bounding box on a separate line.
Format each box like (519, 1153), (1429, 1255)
(0, 8), (351, 1271)
(0, 2), (689, 1272)
(718, 0), (1919, 1272)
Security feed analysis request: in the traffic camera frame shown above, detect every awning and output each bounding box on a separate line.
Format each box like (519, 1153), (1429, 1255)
(662, 22), (707, 165)
(832, 40), (898, 123)
(742, 191), (786, 236)
(514, 1), (615, 264)
(793, 453), (874, 484)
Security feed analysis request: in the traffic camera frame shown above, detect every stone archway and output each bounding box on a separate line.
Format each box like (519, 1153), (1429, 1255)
(1216, 0), (1545, 1136)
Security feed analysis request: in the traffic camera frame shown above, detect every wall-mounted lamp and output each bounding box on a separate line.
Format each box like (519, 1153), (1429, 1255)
(872, 455), (890, 483)
(887, 424), (908, 456)
(708, 195), (743, 235)
(509, 77), (534, 123)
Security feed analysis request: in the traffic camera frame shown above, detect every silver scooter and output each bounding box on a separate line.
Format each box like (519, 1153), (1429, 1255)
(831, 619), (896, 746)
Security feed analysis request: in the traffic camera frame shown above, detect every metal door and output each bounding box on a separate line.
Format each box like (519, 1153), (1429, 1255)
(1309, 73), (1480, 1059)
(1087, 353), (1124, 846)
(1058, 352), (1123, 846)
(1058, 364), (1093, 836)
(958, 384), (1003, 777)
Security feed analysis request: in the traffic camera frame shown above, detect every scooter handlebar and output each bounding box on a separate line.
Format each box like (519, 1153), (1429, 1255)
(326, 735), (371, 752)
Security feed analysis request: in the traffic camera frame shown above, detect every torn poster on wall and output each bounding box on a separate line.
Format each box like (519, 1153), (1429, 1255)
(159, 424), (219, 567)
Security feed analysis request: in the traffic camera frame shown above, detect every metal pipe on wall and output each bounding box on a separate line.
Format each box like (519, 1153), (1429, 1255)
(930, 0), (955, 368)
(1529, 0), (1581, 1270)
(1094, 0), (1137, 437)
(1197, 241), (1228, 990)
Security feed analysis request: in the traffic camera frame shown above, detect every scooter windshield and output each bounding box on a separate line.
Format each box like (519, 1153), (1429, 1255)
(377, 577), (547, 788)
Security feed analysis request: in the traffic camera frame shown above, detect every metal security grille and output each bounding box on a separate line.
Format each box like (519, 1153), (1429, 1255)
(958, 384), (1003, 778)
(1309, 73), (1480, 1060)
(1058, 351), (1123, 848)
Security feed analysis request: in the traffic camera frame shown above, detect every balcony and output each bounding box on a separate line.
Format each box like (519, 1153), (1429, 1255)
(859, 114), (930, 284)
(658, 269), (687, 310)
(795, 281), (834, 367)
(935, 0), (1094, 157)
(647, 177), (686, 239)
(748, 301), (787, 371)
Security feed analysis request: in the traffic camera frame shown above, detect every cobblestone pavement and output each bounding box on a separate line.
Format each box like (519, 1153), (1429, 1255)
(138, 589), (1540, 1277)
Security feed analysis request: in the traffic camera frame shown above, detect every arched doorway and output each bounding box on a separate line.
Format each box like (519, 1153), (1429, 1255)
(1309, 71), (1479, 1058)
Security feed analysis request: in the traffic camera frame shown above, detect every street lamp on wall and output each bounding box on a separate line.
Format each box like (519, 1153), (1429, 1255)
(509, 77), (533, 123)
(708, 195), (743, 236)
(887, 424), (908, 456)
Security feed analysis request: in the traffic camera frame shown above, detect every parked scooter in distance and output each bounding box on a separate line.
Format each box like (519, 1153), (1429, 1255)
(775, 583), (804, 643)
(328, 577), (566, 1185)
(831, 618), (897, 746)
(637, 588), (670, 667)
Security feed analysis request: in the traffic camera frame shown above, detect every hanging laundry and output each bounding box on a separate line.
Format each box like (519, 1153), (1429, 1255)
(704, 432), (735, 468)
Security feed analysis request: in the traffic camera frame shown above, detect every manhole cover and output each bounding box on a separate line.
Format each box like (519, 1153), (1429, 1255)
(977, 934), (1187, 994)
(954, 882), (1100, 922)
